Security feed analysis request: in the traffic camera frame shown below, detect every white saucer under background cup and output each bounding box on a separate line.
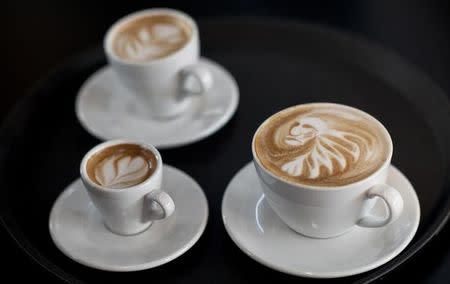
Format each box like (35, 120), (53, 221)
(104, 8), (213, 119)
(80, 140), (175, 235)
(252, 103), (404, 238)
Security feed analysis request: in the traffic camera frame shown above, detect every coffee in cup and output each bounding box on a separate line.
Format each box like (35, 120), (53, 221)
(111, 13), (193, 62)
(253, 103), (390, 187)
(252, 103), (403, 238)
(86, 143), (158, 189)
(81, 140), (175, 235)
(104, 8), (213, 119)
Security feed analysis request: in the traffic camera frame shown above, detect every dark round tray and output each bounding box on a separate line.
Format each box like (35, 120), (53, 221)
(1, 18), (450, 283)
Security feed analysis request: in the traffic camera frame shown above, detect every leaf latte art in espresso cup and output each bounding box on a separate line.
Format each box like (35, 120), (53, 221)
(86, 144), (157, 189)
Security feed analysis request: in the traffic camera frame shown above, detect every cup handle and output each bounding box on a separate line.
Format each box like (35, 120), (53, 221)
(357, 184), (404, 228)
(179, 64), (213, 97)
(145, 189), (175, 220)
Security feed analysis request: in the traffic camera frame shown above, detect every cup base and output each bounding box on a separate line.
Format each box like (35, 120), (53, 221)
(287, 225), (356, 239)
(149, 98), (193, 120)
(104, 222), (153, 236)
(131, 91), (193, 120)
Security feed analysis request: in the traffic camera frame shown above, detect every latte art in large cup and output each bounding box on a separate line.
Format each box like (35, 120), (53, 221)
(254, 103), (391, 187)
(112, 14), (192, 62)
(86, 144), (157, 189)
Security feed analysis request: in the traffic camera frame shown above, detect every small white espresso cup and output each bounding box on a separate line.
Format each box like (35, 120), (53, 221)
(104, 8), (213, 118)
(80, 140), (175, 235)
(252, 105), (404, 238)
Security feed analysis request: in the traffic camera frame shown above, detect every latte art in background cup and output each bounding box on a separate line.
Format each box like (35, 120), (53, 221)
(254, 103), (390, 186)
(112, 14), (192, 62)
(252, 103), (403, 238)
(104, 8), (214, 118)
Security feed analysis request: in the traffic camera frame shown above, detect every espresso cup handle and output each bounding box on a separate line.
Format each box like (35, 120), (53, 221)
(357, 184), (404, 228)
(179, 64), (213, 97)
(145, 189), (175, 220)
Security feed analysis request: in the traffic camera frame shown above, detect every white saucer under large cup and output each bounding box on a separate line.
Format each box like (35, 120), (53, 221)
(222, 162), (420, 278)
(49, 165), (208, 272)
(76, 57), (239, 149)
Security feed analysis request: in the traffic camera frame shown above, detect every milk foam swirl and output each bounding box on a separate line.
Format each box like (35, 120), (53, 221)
(254, 104), (390, 186)
(86, 144), (157, 189)
(95, 155), (151, 189)
(112, 14), (192, 61)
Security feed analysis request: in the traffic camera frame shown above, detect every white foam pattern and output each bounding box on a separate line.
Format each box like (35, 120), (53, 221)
(115, 22), (186, 61)
(273, 109), (379, 180)
(95, 154), (151, 188)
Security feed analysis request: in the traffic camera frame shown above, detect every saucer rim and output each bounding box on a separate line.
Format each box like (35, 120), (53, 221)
(221, 162), (420, 278)
(49, 164), (209, 272)
(75, 57), (239, 149)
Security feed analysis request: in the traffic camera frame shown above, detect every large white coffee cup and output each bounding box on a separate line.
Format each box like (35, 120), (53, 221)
(252, 104), (404, 238)
(80, 140), (175, 235)
(104, 8), (213, 118)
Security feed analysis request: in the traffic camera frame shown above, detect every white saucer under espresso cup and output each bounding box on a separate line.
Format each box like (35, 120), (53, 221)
(49, 164), (208, 271)
(252, 103), (404, 238)
(104, 8), (213, 119)
(80, 140), (175, 235)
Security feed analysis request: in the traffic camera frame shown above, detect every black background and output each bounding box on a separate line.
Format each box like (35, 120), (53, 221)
(2, 0), (450, 282)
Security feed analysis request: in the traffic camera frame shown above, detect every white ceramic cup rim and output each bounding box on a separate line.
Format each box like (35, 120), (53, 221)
(103, 8), (198, 66)
(251, 102), (394, 191)
(80, 139), (162, 192)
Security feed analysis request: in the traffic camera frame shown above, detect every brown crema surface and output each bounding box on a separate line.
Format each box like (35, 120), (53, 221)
(254, 104), (390, 187)
(112, 14), (192, 61)
(86, 144), (157, 189)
